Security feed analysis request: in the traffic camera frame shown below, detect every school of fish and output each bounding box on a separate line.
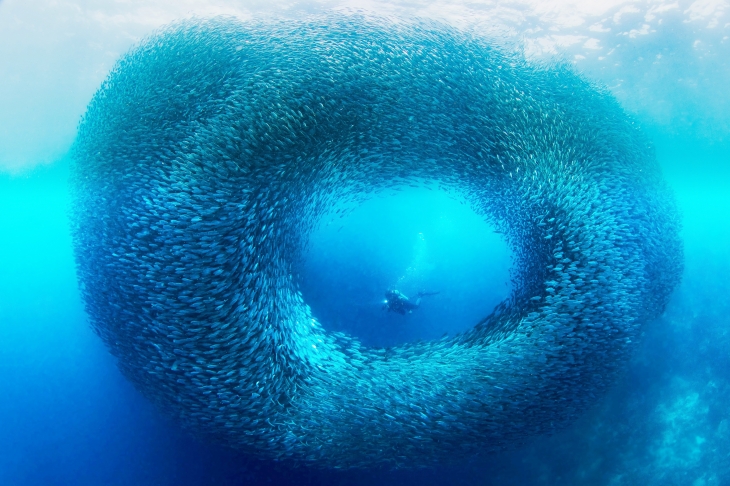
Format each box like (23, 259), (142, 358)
(69, 16), (683, 468)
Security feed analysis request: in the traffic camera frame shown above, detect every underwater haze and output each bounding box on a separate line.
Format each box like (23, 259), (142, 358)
(1, 1), (729, 485)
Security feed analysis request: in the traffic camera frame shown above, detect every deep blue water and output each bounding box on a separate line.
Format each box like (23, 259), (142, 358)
(301, 187), (511, 348)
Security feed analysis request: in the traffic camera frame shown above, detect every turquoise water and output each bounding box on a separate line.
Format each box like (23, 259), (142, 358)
(1, 3), (729, 485)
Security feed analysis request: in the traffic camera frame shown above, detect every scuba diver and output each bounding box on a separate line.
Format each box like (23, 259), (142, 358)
(382, 289), (440, 315)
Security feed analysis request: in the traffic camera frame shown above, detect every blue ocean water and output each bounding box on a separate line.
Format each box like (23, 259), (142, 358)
(301, 188), (511, 348)
(1, 3), (730, 486)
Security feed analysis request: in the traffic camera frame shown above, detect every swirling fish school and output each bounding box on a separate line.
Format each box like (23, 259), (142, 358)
(69, 15), (683, 469)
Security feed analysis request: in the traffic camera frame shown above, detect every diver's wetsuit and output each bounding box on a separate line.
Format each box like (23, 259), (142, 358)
(383, 290), (439, 315)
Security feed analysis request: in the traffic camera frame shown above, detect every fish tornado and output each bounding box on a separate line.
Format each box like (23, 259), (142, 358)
(70, 16), (683, 468)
